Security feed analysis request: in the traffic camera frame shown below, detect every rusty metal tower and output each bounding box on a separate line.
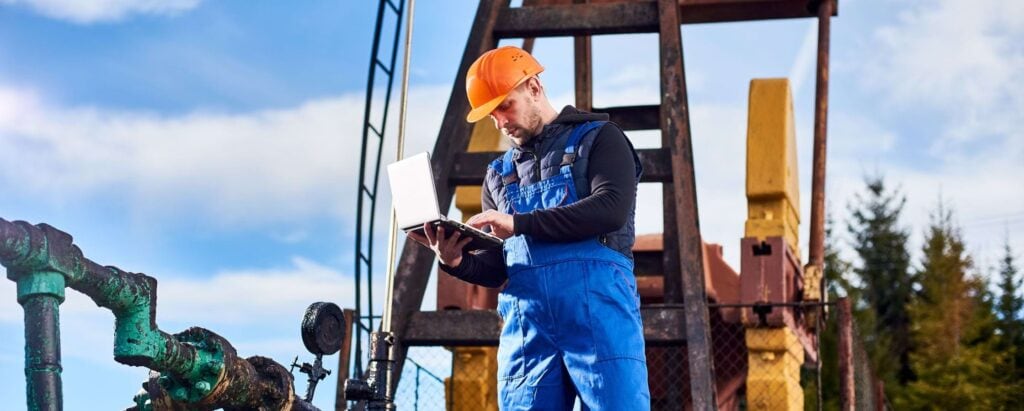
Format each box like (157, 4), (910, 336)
(347, 0), (837, 409)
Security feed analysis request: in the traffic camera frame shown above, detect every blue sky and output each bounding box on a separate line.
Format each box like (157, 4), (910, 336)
(0, 0), (1021, 409)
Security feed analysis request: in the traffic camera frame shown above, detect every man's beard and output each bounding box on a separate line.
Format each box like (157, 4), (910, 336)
(508, 109), (543, 144)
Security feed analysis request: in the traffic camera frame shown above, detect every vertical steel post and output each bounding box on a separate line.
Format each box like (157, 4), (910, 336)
(837, 298), (854, 411)
(573, 0), (592, 112)
(656, 0), (717, 408)
(18, 271), (65, 411)
(808, 0), (832, 269)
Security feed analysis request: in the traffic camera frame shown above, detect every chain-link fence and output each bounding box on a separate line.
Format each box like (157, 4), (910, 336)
(836, 298), (886, 411)
(386, 299), (885, 410)
(393, 347), (452, 411)
(648, 303), (820, 411)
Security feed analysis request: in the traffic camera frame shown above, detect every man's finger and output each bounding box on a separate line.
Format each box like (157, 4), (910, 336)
(444, 230), (462, 245)
(423, 223), (437, 244)
(434, 222), (446, 241)
(466, 211), (490, 227)
(408, 231), (429, 246)
(467, 215), (491, 229)
(456, 236), (473, 250)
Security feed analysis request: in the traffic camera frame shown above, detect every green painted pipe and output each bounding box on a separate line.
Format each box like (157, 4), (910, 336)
(19, 272), (64, 411)
(0, 219), (308, 410)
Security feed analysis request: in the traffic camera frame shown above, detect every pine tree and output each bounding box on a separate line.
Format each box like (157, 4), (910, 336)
(903, 203), (1007, 410)
(995, 240), (1023, 407)
(847, 177), (913, 388)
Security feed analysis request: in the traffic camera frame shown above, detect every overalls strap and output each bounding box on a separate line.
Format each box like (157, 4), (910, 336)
(489, 149), (519, 187)
(559, 121), (605, 175)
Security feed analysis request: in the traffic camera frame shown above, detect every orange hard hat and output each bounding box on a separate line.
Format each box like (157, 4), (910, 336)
(465, 46), (544, 123)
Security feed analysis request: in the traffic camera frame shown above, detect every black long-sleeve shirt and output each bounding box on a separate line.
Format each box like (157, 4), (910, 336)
(442, 107), (638, 287)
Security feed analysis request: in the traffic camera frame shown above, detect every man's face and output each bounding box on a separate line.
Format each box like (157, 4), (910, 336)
(489, 80), (543, 146)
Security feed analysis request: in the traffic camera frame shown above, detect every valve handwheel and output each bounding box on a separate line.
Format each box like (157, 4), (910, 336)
(301, 302), (345, 356)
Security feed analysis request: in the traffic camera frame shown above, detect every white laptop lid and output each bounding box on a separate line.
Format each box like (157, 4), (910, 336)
(387, 152), (443, 230)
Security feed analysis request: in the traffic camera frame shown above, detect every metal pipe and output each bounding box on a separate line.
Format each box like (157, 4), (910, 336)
(807, 0), (832, 268)
(1, 219), (310, 410)
(22, 286), (63, 411)
(382, 0), (415, 335)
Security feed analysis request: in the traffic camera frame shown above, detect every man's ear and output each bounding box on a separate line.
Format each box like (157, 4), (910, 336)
(527, 77), (543, 99)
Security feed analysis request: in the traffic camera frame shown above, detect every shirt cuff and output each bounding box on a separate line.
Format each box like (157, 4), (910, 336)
(513, 213), (533, 236)
(439, 254), (471, 278)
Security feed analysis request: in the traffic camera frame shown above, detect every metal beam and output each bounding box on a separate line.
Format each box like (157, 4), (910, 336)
(593, 104), (660, 130)
(334, 309), (356, 411)
(837, 298), (855, 411)
(657, 0), (717, 408)
(450, 148), (671, 185)
(495, 2), (659, 38)
(574, 0), (594, 112)
(403, 307), (688, 346)
(494, 0), (838, 39)
(807, 0), (831, 269)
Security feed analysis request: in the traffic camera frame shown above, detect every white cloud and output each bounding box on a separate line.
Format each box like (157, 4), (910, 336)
(0, 84), (448, 228)
(0, 0), (203, 23)
(860, 0), (1024, 148)
(0, 86), (43, 130)
(0, 256), (362, 326)
(788, 21), (818, 97)
(817, 106), (1024, 277)
(155, 257), (355, 325)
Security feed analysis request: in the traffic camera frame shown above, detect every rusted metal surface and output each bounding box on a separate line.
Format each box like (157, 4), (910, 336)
(402, 307), (689, 346)
(807, 0), (832, 269)
(450, 148), (670, 185)
(738, 237), (803, 328)
(496, 2), (659, 38)
(384, 0), (509, 397)
(837, 298), (855, 411)
(402, 310), (503, 346)
(641, 305), (689, 345)
(495, 0), (838, 39)
(22, 294), (62, 411)
(521, 0), (540, 53)
(593, 104), (660, 130)
(633, 234), (743, 321)
(635, 275), (664, 300)
(436, 271), (499, 310)
(334, 309), (356, 411)
(573, 0), (593, 111)
(656, 0), (717, 407)
(738, 236), (818, 362)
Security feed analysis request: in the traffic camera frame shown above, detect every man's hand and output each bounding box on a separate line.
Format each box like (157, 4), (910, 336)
(466, 210), (515, 239)
(408, 223), (473, 267)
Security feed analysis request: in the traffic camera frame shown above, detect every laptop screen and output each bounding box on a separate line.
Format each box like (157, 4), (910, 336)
(386, 152), (443, 230)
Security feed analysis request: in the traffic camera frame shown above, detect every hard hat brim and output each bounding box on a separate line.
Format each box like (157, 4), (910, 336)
(465, 92), (507, 123)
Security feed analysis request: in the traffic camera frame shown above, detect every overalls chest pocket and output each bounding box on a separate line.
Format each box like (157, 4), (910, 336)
(508, 174), (577, 214)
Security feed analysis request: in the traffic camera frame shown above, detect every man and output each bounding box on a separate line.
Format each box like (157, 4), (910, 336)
(410, 46), (650, 410)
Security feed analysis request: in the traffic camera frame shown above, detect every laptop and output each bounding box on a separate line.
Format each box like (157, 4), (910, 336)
(387, 152), (504, 252)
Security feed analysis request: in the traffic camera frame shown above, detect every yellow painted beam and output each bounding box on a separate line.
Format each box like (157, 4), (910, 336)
(745, 327), (805, 411)
(445, 347), (499, 411)
(745, 78), (801, 260)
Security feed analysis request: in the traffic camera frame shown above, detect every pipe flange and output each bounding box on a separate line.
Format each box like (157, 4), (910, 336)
(158, 328), (226, 405)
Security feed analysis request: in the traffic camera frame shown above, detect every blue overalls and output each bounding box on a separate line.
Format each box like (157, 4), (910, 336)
(491, 122), (651, 410)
